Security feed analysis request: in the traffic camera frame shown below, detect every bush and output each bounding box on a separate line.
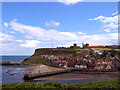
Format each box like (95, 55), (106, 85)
(2, 79), (120, 89)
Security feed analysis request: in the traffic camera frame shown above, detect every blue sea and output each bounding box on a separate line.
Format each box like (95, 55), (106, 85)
(1, 56), (30, 83)
(1, 56), (120, 84)
(1, 56), (30, 62)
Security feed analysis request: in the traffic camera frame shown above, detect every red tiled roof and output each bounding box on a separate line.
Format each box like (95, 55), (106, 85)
(88, 46), (104, 48)
(89, 62), (95, 66)
(56, 61), (61, 63)
(97, 59), (103, 62)
(105, 60), (110, 62)
(55, 61), (68, 64)
(91, 57), (95, 59)
(41, 55), (47, 56)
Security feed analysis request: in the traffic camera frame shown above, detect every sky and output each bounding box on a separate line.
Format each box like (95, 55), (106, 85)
(1, 0), (119, 55)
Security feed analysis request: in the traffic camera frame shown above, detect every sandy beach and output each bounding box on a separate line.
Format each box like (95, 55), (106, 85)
(27, 64), (65, 74)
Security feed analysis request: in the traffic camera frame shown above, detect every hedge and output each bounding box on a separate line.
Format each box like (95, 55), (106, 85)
(1, 79), (120, 89)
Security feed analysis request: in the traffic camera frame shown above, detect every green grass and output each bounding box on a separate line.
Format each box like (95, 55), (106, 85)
(91, 48), (112, 50)
(35, 48), (89, 57)
(1, 79), (120, 89)
(115, 49), (120, 52)
(91, 48), (120, 51)
(22, 55), (53, 65)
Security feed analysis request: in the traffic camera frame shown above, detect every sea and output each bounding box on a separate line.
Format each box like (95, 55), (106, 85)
(1, 56), (120, 84)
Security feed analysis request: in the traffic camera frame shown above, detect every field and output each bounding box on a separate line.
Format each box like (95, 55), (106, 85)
(1, 79), (120, 89)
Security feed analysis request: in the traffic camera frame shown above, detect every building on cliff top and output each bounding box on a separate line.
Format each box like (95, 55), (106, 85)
(70, 43), (80, 48)
(57, 43), (80, 49)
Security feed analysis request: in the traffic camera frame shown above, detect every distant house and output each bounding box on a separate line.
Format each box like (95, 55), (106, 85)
(41, 55), (48, 58)
(54, 60), (68, 67)
(94, 49), (103, 55)
(89, 57), (95, 60)
(75, 64), (87, 69)
(82, 43), (89, 48)
(106, 65), (111, 70)
(70, 43), (80, 48)
(95, 66), (100, 70)
(82, 42), (105, 48)
(112, 60), (120, 70)
(88, 62), (95, 69)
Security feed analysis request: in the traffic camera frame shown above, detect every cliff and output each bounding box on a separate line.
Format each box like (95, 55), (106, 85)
(22, 48), (89, 65)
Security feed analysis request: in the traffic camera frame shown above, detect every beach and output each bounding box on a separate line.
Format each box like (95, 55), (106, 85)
(27, 64), (65, 74)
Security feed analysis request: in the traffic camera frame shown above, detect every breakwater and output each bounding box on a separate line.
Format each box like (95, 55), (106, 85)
(23, 68), (74, 80)
(0, 62), (21, 65)
(23, 67), (120, 80)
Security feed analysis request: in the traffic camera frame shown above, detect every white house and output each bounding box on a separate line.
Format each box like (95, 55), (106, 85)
(75, 65), (87, 69)
(94, 49), (103, 55)
(95, 66), (100, 70)
(106, 65), (111, 70)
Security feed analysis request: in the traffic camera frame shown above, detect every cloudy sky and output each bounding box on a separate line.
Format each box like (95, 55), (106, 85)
(1, 0), (119, 55)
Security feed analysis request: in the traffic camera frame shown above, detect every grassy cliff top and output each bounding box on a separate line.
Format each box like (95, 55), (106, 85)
(36, 48), (89, 51)
(34, 48), (89, 57)
(91, 48), (120, 51)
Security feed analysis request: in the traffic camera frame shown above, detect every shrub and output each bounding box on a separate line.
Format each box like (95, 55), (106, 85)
(2, 79), (120, 89)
